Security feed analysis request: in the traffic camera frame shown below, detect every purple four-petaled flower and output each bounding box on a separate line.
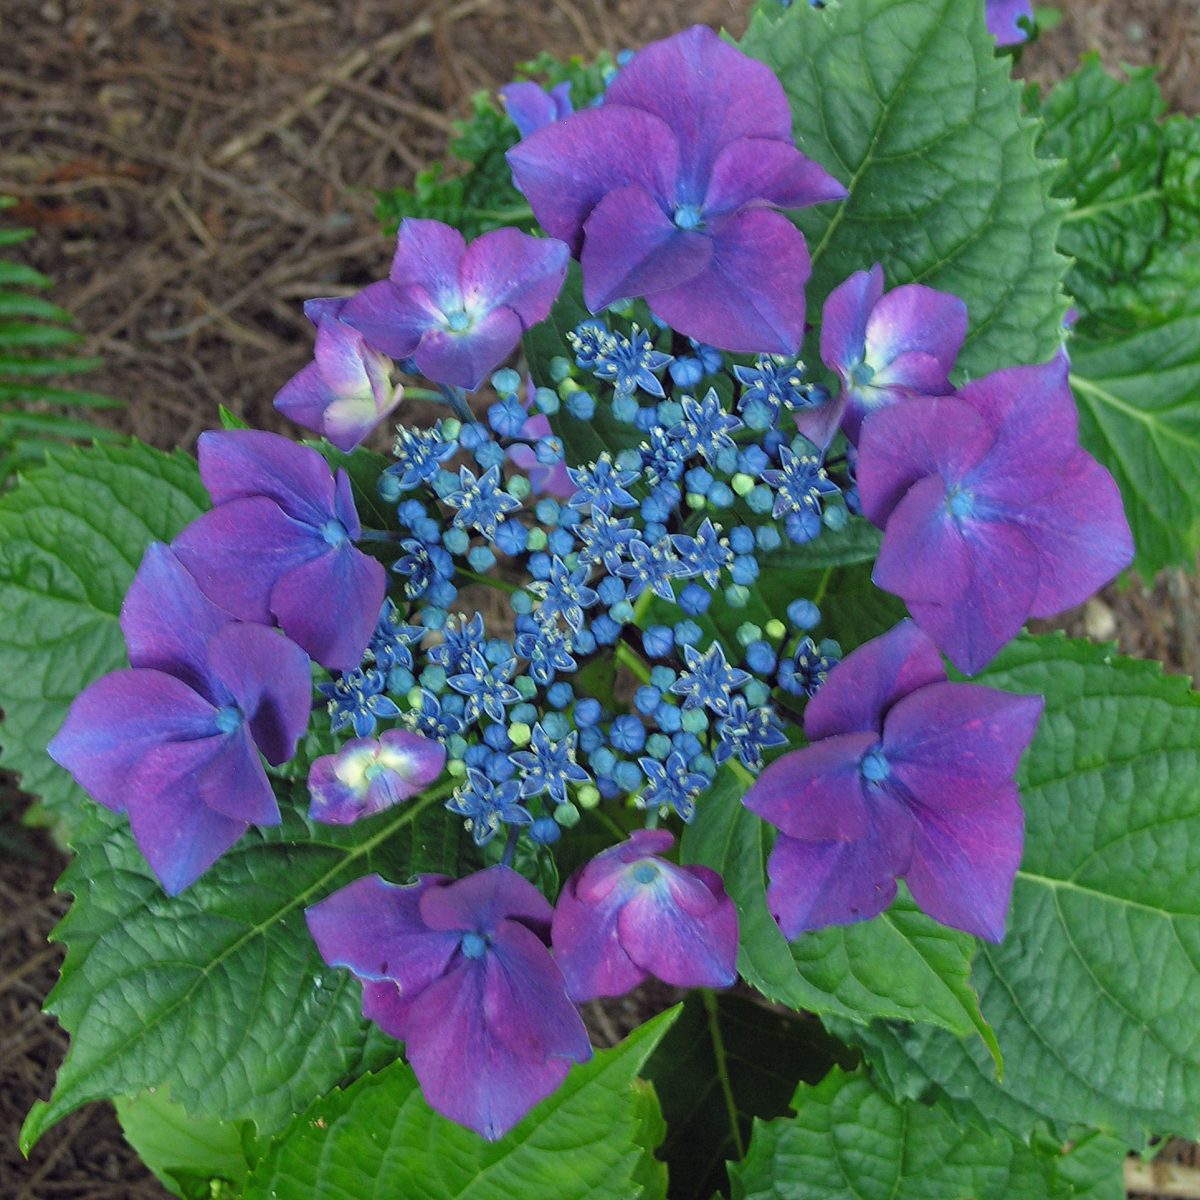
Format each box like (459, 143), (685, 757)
(507, 25), (846, 354)
(49, 544), (312, 895)
(172, 429), (387, 672)
(340, 219), (569, 390)
(552, 829), (738, 999)
(744, 620), (1043, 941)
(306, 866), (591, 1140)
(857, 356), (1135, 675)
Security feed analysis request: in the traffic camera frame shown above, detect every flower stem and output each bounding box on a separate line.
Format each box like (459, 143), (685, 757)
(701, 988), (746, 1159)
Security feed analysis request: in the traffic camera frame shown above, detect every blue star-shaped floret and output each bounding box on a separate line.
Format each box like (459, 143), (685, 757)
(448, 648), (521, 722)
(402, 688), (465, 741)
(386, 424), (458, 490)
(318, 667), (401, 737)
(527, 556), (599, 632)
(670, 387), (742, 463)
(615, 538), (686, 602)
(428, 610), (486, 675)
(670, 642), (751, 715)
(569, 321), (672, 397)
(575, 510), (636, 572)
(715, 696), (788, 769)
(762, 444), (840, 521)
(511, 725), (590, 804)
(445, 464), (520, 538)
(733, 354), (815, 421)
(393, 538), (454, 600)
(365, 599), (424, 672)
(636, 751), (709, 822)
(515, 615), (577, 685)
(567, 453), (640, 514)
(778, 636), (839, 698)
(446, 767), (532, 846)
(672, 518), (733, 587)
(641, 426), (687, 484)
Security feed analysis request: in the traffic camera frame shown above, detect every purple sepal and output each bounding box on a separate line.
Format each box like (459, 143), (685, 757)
(307, 731), (446, 825)
(551, 829), (738, 1000)
(507, 383), (572, 498)
(501, 80), (573, 139)
(986, 0), (1034, 45)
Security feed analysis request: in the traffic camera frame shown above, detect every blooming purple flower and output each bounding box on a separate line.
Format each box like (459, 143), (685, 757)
(797, 264), (968, 447)
(306, 866), (591, 1140)
(48, 544), (311, 895)
(500, 80), (574, 138)
(307, 730), (446, 825)
(857, 356), (1135, 675)
(986, 0), (1034, 46)
(744, 621), (1043, 941)
(273, 298), (403, 451)
(507, 25), (846, 354)
(551, 829), (739, 999)
(340, 219), (569, 390)
(172, 430), (387, 672)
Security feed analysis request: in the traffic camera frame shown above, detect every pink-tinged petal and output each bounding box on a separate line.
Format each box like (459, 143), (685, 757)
(904, 782), (1025, 941)
(581, 185), (712, 310)
(705, 137), (846, 217)
(820, 265), (884, 375)
(507, 104), (680, 252)
(48, 669), (217, 814)
(862, 351), (953, 410)
(793, 393), (847, 452)
(884, 682), (1044, 805)
(310, 732), (445, 825)
(606, 26), (794, 185)
(864, 284), (968, 375)
(412, 306), (525, 391)
(173, 498), (324, 626)
(269, 543), (386, 671)
(1010, 449), (1134, 617)
(205, 622), (312, 766)
(377, 729), (446, 792)
(273, 362), (333, 439)
(460, 227), (569, 326)
(340, 279), (439, 360)
(306, 747), (369, 826)
(305, 873), (456, 983)
(805, 619), (946, 741)
(986, 0), (1034, 45)
(508, 441), (574, 499)
(873, 474), (974, 605)
(744, 732), (878, 841)
(361, 978), (416, 1040)
(120, 543), (231, 702)
(645, 209), (809, 354)
(313, 317), (374, 395)
(303, 296), (347, 326)
(571, 828), (676, 906)
(196, 430), (337, 524)
(388, 219), (467, 312)
(420, 863), (554, 936)
(319, 384), (403, 454)
(856, 396), (993, 528)
(124, 736), (250, 895)
(551, 871), (647, 1001)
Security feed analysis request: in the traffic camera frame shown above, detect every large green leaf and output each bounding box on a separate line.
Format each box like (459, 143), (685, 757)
(681, 770), (995, 1055)
(241, 1007), (678, 1200)
(0, 442), (209, 822)
(728, 1069), (1126, 1200)
(838, 636), (1200, 1146)
(740, 0), (1068, 379)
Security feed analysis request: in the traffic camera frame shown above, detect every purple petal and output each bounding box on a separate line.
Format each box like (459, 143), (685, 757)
(309, 731), (445, 825)
(273, 362), (333, 439)
(986, 0), (1034, 45)
(269, 542), (386, 671)
(377, 729), (446, 791)
(507, 104), (680, 252)
(865, 350), (953, 399)
(581, 185), (712, 311)
(551, 871), (647, 1001)
(645, 208), (809, 354)
(865, 283), (968, 375)
(388, 219), (467, 312)
(792, 393), (847, 452)
(204, 622), (312, 765)
(182, 727), (280, 826)
(340, 279), (439, 361)
(804, 619), (946, 742)
(361, 979), (417, 1040)
(904, 782), (1025, 941)
(743, 732), (878, 841)
(501, 81), (561, 139)
(704, 137), (845, 217)
(412, 305), (525, 391)
(331, 468), (362, 540)
(196, 430), (337, 525)
(820, 265), (885, 375)
(419, 864), (553, 937)
(48, 669), (216, 814)
(120, 543), (231, 702)
(459, 227), (569, 326)
(303, 296), (347, 326)
(172, 498), (323, 626)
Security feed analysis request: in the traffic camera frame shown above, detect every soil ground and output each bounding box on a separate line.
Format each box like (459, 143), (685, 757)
(0, 1), (1198, 1196)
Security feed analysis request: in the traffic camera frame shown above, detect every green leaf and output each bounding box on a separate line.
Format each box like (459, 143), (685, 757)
(0, 442), (209, 822)
(728, 1068), (1126, 1200)
(21, 789), (464, 1152)
(839, 635), (1200, 1146)
(115, 1091), (251, 1200)
(241, 1007), (680, 1200)
(680, 769), (996, 1056)
(740, 0), (1068, 379)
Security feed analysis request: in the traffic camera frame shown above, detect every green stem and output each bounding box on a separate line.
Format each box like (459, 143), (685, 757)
(615, 639), (653, 684)
(1063, 188), (1162, 222)
(701, 988), (746, 1160)
(456, 568), (519, 594)
(401, 387), (447, 403)
(729, 759), (757, 789)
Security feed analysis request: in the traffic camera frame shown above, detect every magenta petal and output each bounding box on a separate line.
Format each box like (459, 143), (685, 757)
(873, 474), (974, 605)
(705, 137), (845, 217)
(188, 728), (280, 826)
(388, 219), (467, 312)
(377, 729), (446, 792)
(412, 306), (525, 391)
(303, 296), (347, 326)
(269, 543), (386, 671)
(120, 543), (231, 702)
(820, 265), (884, 376)
(581, 185), (712, 310)
(743, 732), (878, 841)
(273, 362), (332, 438)
(361, 979), (416, 1040)
(645, 209), (809, 354)
(792, 393), (847, 452)
(205, 622), (312, 765)
(865, 284), (968, 374)
(196, 430), (337, 523)
(48, 669), (217, 814)
(340, 279), (437, 360)
(904, 782), (1026, 941)
(125, 737), (249, 895)
(459, 227), (569, 327)
(551, 872), (647, 1001)
(420, 864), (552, 935)
(805, 620), (946, 741)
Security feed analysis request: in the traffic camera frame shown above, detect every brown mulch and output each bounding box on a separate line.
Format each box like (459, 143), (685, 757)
(0, 0), (1197, 1197)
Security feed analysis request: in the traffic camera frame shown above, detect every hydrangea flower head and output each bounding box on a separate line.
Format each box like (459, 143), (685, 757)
(172, 430), (387, 671)
(273, 298), (402, 451)
(986, 0), (1034, 45)
(507, 25), (846, 353)
(551, 829), (738, 999)
(857, 356), (1135, 674)
(306, 866), (591, 1140)
(49, 545), (311, 894)
(799, 264), (968, 447)
(307, 729), (446, 825)
(745, 621), (1042, 941)
(500, 80), (574, 138)
(341, 219), (569, 390)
